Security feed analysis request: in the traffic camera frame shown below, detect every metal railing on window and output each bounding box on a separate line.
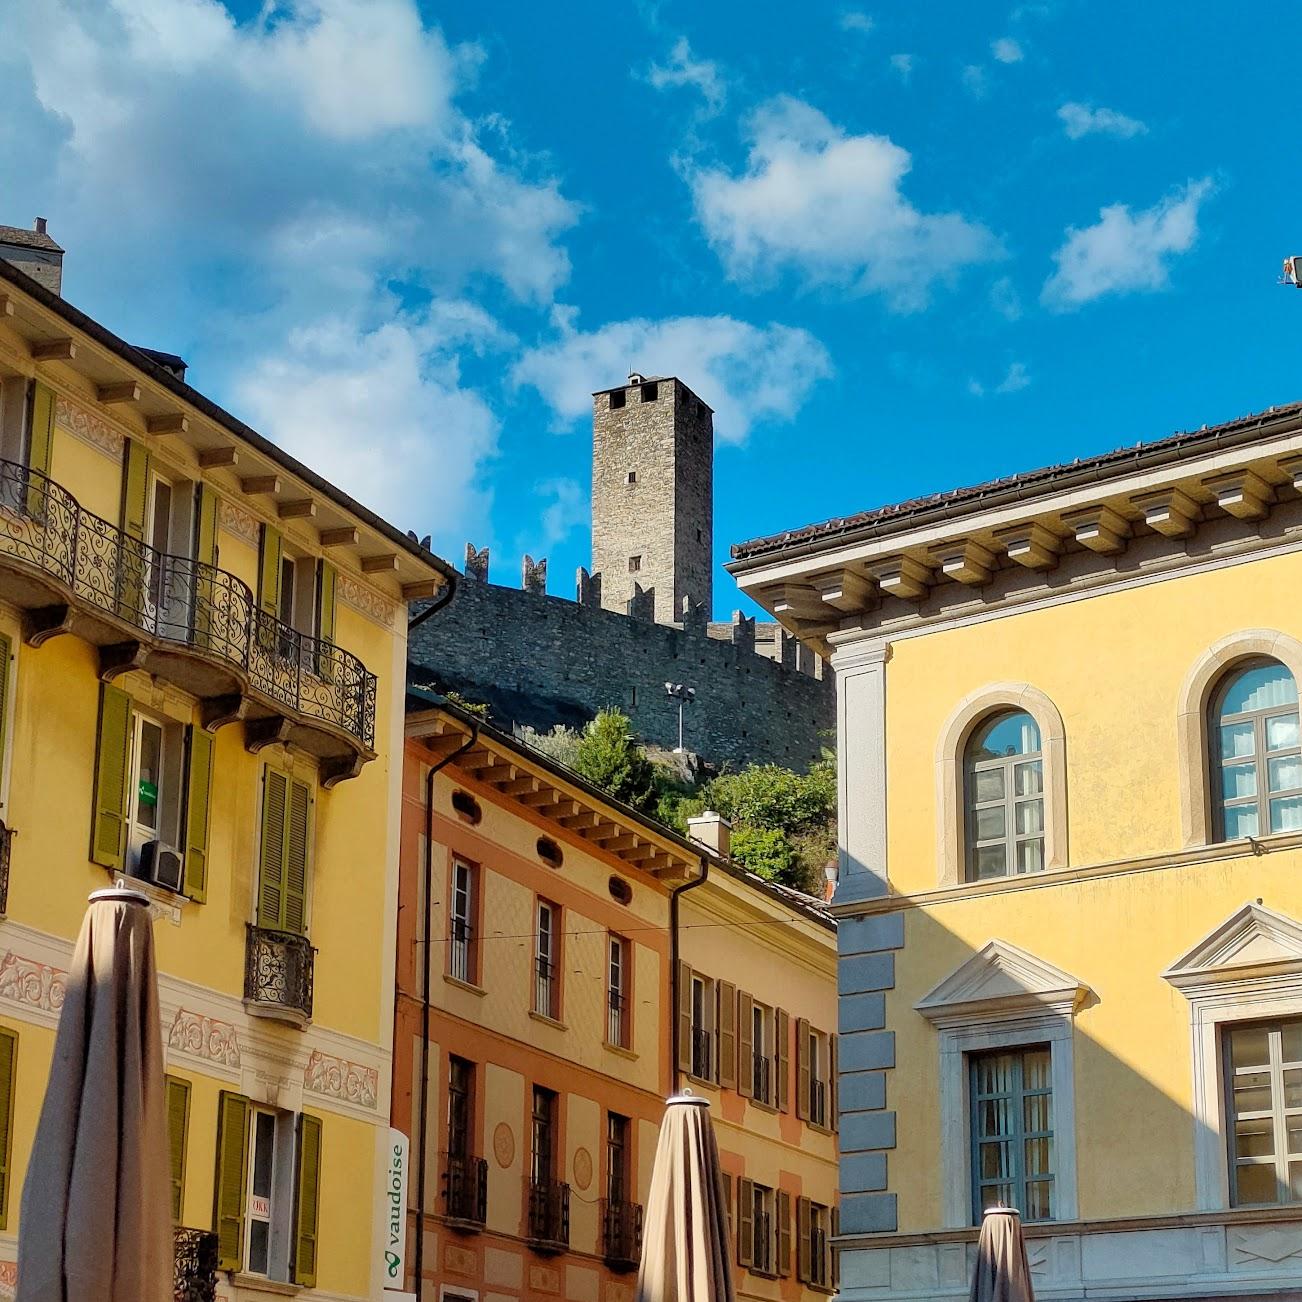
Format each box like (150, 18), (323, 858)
(173, 1226), (218, 1302)
(527, 1178), (570, 1248)
(752, 1209), (772, 1275)
(809, 1225), (830, 1289)
(601, 1198), (643, 1269)
(441, 1152), (488, 1226)
(0, 820), (13, 916)
(752, 1052), (771, 1104)
(691, 1026), (712, 1080)
(810, 1078), (828, 1128)
(243, 924), (315, 1024)
(534, 957), (555, 1018)
(607, 988), (627, 1046)
(449, 917), (474, 984)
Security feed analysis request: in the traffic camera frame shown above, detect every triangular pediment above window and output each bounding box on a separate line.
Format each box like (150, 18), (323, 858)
(915, 940), (1089, 1027)
(1162, 903), (1302, 992)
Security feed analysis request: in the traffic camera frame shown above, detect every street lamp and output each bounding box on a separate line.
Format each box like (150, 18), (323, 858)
(664, 682), (696, 753)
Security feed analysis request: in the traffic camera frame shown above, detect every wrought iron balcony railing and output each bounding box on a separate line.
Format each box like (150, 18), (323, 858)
(243, 924), (315, 1026)
(0, 459), (377, 750)
(607, 988), (627, 1047)
(809, 1077), (828, 1128)
(533, 956), (556, 1018)
(752, 1052), (771, 1105)
(809, 1226), (830, 1289)
(0, 820), (13, 916)
(690, 1026), (712, 1081)
(173, 1226), (219, 1302)
(601, 1198), (643, 1269)
(527, 1177), (570, 1250)
(441, 1152), (488, 1226)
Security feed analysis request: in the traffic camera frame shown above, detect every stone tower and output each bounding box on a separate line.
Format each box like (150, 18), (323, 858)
(591, 374), (714, 625)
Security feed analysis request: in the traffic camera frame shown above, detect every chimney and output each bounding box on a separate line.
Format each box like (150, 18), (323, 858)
(0, 218), (64, 296)
(686, 810), (730, 858)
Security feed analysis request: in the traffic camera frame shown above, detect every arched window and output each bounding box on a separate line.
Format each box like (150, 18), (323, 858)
(1213, 659), (1302, 839)
(965, 711), (1044, 880)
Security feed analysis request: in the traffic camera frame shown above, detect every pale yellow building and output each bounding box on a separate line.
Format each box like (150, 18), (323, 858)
(731, 400), (1302, 1299)
(0, 229), (452, 1299)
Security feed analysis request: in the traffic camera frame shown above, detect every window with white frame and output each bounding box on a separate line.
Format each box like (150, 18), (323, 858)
(750, 1001), (774, 1104)
(534, 899), (559, 1019)
(1213, 660), (1302, 840)
(448, 861), (476, 984)
(0, 378), (28, 469)
(607, 935), (630, 1048)
(965, 711), (1044, 880)
(969, 1046), (1054, 1222)
(127, 710), (185, 873)
(1224, 1018), (1302, 1206)
(690, 974), (715, 1081)
(245, 1108), (296, 1279)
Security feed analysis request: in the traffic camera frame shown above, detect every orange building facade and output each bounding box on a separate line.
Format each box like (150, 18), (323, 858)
(393, 700), (839, 1302)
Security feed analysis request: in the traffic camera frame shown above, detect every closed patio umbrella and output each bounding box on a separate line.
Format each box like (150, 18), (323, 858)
(17, 888), (170, 1302)
(636, 1093), (734, 1302)
(970, 1207), (1035, 1302)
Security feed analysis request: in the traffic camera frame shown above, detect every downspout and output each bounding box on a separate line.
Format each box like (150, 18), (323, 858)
(412, 718), (479, 1296)
(406, 569), (457, 634)
(668, 854), (709, 1095)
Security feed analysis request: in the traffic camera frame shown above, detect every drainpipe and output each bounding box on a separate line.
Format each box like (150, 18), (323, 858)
(668, 855), (709, 1095)
(406, 569), (456, 634)
(412, 718), (479, 1297)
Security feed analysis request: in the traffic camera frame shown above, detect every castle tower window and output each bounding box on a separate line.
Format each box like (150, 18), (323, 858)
(609, 389), (625, 410)
(626, 470), (637, 485)
(629, 556), (642, 573)
(640, 382), (658, 402)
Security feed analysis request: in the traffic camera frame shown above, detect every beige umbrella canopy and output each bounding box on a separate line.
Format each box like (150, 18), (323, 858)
(970, 1207), (1036, 1302)
(18, 888), (171, 1302)
(636, 1094), (735, 1302)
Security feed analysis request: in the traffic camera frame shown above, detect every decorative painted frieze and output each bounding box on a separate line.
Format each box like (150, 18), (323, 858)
(217, 497), (260, 547)
(337, 572), (395, 628)
(303, 1048), (379, 1109)
(0, 951), (66, 1014)
(167, 1008), (241, 1068)
(55, 395), (124, 461)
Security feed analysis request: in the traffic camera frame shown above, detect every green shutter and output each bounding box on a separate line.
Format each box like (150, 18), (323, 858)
(121, 440), (151, 541)
(213, 1092), (250, 1271)
(166, 1075), (191, 1224)
(258, 525), (283, 618)
(0, 1028), (16, 1229)
(193, 483), (218, 651)
(26, 382), (54, 515)
(90, 684), (132, 870)
(292, 1112), (322, 1287)
(183, 726), (213, 902)
(284, 778), (310, 936)
(314, 560), (336, 677)
(257, 767), (288, 929)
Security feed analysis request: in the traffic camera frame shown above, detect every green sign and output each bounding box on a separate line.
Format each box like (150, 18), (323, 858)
(138, 779), (158, 807)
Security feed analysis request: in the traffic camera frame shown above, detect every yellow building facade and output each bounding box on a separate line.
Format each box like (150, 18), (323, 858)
(396, 699), (839, 1302)
(0, 254), (451, 1299)
(730, 401), (1302, 1299)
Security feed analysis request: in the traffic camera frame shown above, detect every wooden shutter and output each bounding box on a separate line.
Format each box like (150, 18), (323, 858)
(27, 381), (54, 477)
(676, 960), (693, 1075)
(737, 992), (754, 1099)
(831, 1205), (840, 1290)
(183, 726), (213, 902)
(293, 1112), (323, 1287)
(258, 524), (283, 618)
(736, 1177), (754, 1268)
(717, 980), (737, 1091)
(166, 1075), (191, 1223)
(121, 439), (151, 541)
(194, 482), (218, 568)
(776, 1009), (790, 1113)
(830, 1034), (839, 1132)
(0, 631), (12, 805)
(795, 1016), (810, 1120)
(314, 560), (337, 677)
(0, 1028), (15, 1228)
(776, 1189), (792, 1277)
(721, 1171), (733, 1239)
(90, 684), (132, 870)
(284, 777), (311, 935)
(796, 1196), (812, 1283)
(258, 767), (289, 928)
(214, 1092), (250, 1271)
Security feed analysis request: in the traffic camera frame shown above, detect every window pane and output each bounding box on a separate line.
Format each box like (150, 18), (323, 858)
(1221, 721), (1257, 760)
(1016, 839), (1044, 874)
(971, 711), (1041, 760)
(1015, 799), (1043, 835)
(977, 1182), (1013, 1213)
(974, 845), (1007, 879)
(1023, 1136), (1052, 1177)
(973, 768), (1005, 802)
(1231, 1026), (1271, 1069)
(1287, 1116), (1302, 1155)
(136, 720), (163, 830)
(1236, 1161), (1279, 1205)
(1282, 1023), (1302, 1064)
(1023, 1049), (1051, 1090)
(1236, 1117), (1276, 1158)
(979, 1141), (1010, 1179)
(1225, 804), (1260, 838)
(1233, 1072), (1274, 1114)
(975, 807), (1006, 841)
(1221, 663), (1299, 716)
(1290, 1162), (1302, 1202)
(1271, 797), (1302, 833)
(1024, 1092), (1051, 1135)
(1014, 760), (1043, 796)
(1268, 712), (1301, 751)
(1024, 1179), (1053, 1221)
(248, 1219), (270, 1275)
(252, 1113), (275, 1198)
(1269, 755), (1302, 794)
(976, 1054), (1013, 1097)
(1222, 763), (1257, 801)
(979, 1098), (1011, 1138)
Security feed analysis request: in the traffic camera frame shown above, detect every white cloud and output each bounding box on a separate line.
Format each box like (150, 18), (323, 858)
(991, 37), (1024, 64)
(1042, 178), (1213, 310)
(889, 53), (915, 82)
(1057, 101), (1148, 140)
(989, 275), (1022, 321)
(996, 360), (1031, 393)
(532, 478), (590, 550)
(646, 37), (725, 114)
(961, 64), (989, 98)
(840, 11), (874, 34)
(511, 314), (833, 445)
(689, 97), (1001, 310)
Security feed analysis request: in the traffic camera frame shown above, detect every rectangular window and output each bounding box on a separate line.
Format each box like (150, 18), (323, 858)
(448, 861), (476, 984)
(609, 389), (625, 410)
(246, 1108), (278, 1276)
(606, 1112), (630, 1205)
(531, 1086), (556, 1186)
(167, 1074), (191, 1224)
(447, 1056), (474, 1159)
(749, 1182), (774, 1274)
(807, 1027), (831, 1128)
(1225, 1018), (1302, 1206)
(641, 381), (658, 402)
(607, 935), (630, 1048)
(628, 555), (642, 573)
(0, 1027), (16, 1229)
(534, 900), (559, 1019)
(625, 469), (636, 484)
(799, 1197), (832, 1289)
(127, 710), (185, 875)
(970, 1046), (1054, 1223)
(750, 1003), (774, 1103)
(690, 975), (714, 1081)
(257, 767), (313, 935)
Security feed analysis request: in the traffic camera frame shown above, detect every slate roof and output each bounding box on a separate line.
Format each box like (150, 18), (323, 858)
(0, 224), (63, 253)
(730, 400), (1302, 562)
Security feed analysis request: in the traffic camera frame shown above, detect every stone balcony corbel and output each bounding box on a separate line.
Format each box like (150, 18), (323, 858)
(1202, 468), (1275, 521)
(1131, 487), (1200, 538)
(1060, 504), (1132, 556)
(993, 521), (1061, 571)
(929, 539), (995, 587)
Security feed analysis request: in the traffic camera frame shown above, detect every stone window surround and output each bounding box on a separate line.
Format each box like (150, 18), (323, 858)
(935, 683), (1069, 888)
(1177, 629), (1302, 849)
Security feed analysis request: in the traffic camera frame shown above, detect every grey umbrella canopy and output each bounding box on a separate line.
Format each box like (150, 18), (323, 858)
(636, 1094), (735, 1302)
(970, 1207), (1036, 1302)
(17, 888), (171, 1302)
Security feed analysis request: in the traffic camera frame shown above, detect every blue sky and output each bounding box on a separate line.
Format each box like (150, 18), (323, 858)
(3, 1), (1301, 617)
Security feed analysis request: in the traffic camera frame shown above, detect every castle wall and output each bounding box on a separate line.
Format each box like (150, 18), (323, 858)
(409, 572), (834, 771)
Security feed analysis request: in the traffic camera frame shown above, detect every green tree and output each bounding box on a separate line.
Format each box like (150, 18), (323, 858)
(571, 710), (658, 814)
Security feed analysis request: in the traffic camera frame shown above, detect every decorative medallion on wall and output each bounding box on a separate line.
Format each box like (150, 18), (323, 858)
(167, 1009), (241, 1067)
(0, 951), (66, 1015)
(303, 1049), (379, 1109)
(492, 1122), (515, 1169)
(444, 1244), (478, 1277)
(337, 572), (396, 628)
(217, 497), (261, 547)
(572, 1147), (593, 1192)
(0, 1260), (16, 1299)
(56, 396), (123, 461)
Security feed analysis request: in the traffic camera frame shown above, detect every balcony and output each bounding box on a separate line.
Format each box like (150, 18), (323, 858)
(173, 1226), (218, 1302)
(752, 1052), (771, 1105)
(0, 460), (376, 774)
(0, 820), (13, 916)
(527, 1178), (570, 1252)
(441, 1152), (488, 1228)
(601, 1198), (643, 1271)
(243, 924), (315, 1027)
(810, 1077), (828, 1128)
(690, 1026), (712, 1081)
